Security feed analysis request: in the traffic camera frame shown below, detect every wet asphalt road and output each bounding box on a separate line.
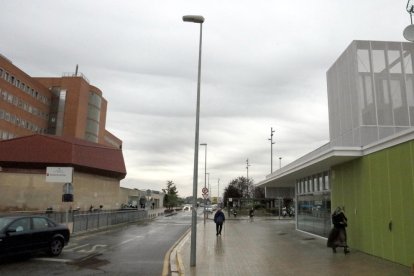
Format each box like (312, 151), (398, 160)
(0, 211), (196, 276)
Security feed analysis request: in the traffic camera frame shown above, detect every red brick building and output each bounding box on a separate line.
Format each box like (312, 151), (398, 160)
(0, 54), (121, 148)
(0, 54), (128, 211)
(0, 135), (126, 211)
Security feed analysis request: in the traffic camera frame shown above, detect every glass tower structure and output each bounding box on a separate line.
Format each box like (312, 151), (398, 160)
(328, 41), (414, 147)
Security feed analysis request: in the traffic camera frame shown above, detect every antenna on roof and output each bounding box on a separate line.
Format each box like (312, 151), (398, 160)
(408, 0), (414, 24)
(404, 1), (414, 41)
(75, 64), (79, 76)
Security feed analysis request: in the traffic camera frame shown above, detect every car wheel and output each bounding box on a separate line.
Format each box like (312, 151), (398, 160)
(49, 238), (64, 256)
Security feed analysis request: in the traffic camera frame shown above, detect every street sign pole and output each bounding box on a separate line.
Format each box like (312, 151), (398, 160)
(202, 187), (209, 220)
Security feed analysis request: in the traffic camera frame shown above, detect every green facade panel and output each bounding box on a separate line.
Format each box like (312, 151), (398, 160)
(388, 144), (410, 264)
(332, 141), (414, 267)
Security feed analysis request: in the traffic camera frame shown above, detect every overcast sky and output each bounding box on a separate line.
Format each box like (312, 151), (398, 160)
(0, 1), (408, 197)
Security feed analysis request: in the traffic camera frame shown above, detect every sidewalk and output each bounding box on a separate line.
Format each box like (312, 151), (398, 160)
(174, 217), (410, 276)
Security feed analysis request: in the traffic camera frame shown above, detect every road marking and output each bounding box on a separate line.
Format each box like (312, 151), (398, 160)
(155, 223), (191, 226)
(78, 244), (107, 253)
(33, 257), (73, 263)
(63, 243), (89, 252)
(119, 235), (144, 245)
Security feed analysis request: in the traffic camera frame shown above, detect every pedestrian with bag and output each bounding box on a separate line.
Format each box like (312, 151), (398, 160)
(214, 208), (225, 236)
(327, 206), (350, 254)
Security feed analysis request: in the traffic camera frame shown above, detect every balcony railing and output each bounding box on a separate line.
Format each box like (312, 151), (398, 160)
(62, 72), (90, 84)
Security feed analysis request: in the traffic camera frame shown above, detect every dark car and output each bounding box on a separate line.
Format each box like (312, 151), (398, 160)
(0, 215), (70, 258)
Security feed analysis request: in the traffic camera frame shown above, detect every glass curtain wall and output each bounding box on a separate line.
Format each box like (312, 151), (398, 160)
(358, 41), (414, 142)
(47, 87), (66, 135)
(329, 41), (414, 147)
(85, 92), (101, 143)
(296, 171), (331, 237)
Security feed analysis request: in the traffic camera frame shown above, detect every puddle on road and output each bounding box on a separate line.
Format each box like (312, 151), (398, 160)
(70, 255), (110, 270)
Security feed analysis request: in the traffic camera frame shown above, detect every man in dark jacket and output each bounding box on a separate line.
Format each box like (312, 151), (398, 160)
(214, 208), (225, 236)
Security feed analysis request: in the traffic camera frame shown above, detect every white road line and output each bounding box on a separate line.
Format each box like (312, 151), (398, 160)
(78, 244), (107, 253)
(154, 223), (191, 226)
(119, 235), (144, 245)
(63, 243), (89, 252)
(32, 257), (73, 263)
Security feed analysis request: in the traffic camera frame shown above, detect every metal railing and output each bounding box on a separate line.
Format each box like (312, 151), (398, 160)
(1, 209), (150, 234)
(62, 72), (90, 84)
(72, 210), (147, 233)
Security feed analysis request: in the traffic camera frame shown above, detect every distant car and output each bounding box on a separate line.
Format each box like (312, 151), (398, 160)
(0, 215), (70, 258)
(205, 206), (213, 213)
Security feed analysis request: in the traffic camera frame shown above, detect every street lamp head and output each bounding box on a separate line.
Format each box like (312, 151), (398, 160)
(183, 15), (205, 23)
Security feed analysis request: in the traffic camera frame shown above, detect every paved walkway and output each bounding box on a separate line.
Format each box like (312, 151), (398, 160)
(174, 217), (411, 276)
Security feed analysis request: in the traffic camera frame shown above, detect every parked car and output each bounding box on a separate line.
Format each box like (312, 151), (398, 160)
(205, 205), (213, 213)
(0, 215), (70, 258)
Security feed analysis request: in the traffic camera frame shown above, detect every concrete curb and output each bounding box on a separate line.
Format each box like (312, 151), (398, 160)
(169, 228), (191, 276)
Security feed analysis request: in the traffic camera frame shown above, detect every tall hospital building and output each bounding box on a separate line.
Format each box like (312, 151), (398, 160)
(0, 54), (128, 212)
(0, 54), (121, 148)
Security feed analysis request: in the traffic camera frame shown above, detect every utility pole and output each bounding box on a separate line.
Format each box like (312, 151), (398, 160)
(246, 159), (251, 198)
(268, 127), (275, 173)
(246, 158), (251, 180)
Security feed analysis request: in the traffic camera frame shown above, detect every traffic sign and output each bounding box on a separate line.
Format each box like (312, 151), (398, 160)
(202, 193), (209, 199)
(202, 187), (209, 194)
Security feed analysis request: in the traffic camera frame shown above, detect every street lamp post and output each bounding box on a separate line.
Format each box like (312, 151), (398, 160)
(206, 172), (210, 199)
(246, 158), (251, 197)
(246, 159), (252, 206)
(206, 172), (210, 216)
(268, 127), (275, 173)
(217, 178), (220, 204)
(200, 143), (207, 224)
(183, 14), (205, 268)
(246, 158), (251, 180)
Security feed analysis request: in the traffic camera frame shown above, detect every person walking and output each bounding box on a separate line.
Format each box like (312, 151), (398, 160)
(214, 208), (225, 236)
(327, 206), (350, 254)
(249, 208), (255, 222)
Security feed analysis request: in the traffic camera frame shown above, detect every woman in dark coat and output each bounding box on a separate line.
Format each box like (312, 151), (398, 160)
(327, 207), (350, 254)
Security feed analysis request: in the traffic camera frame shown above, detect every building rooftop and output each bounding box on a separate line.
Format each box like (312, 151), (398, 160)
(0, 134), (127, 179)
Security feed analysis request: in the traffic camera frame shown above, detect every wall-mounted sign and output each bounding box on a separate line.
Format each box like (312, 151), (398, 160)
(46, 167), (73, 183)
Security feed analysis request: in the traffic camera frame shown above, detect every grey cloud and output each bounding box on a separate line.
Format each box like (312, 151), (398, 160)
(0, 0), (406, 197)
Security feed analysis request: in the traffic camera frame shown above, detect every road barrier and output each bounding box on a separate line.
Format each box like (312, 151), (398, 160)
(72, 210), (147, 233)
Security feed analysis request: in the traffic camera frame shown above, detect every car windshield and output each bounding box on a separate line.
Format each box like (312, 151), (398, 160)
(0, 217), (15, 231)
